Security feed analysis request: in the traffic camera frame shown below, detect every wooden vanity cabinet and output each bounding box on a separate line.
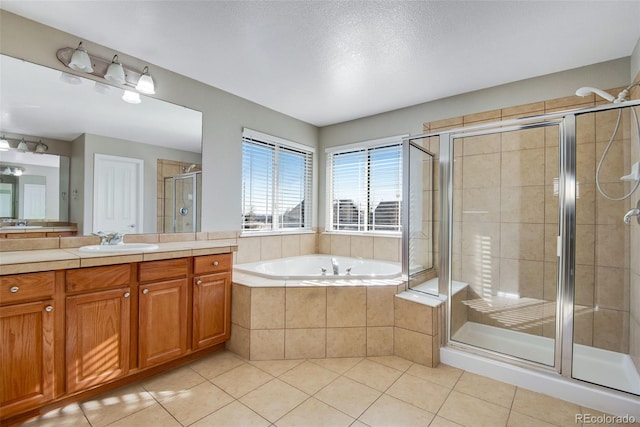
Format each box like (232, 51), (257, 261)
(0, 272), (55, 419)
(1, 251), (233, 424)
(65, 265), (132, 393)
(138, 259), (189, 368)
(192, 254), (232, 350)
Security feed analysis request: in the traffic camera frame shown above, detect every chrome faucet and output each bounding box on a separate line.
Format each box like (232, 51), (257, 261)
(93, 231), (125, 245)
(331, 257), (339, 275)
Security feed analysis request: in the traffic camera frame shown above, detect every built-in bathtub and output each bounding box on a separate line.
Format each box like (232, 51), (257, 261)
(230, 255), (445, 362)
(234, 254), (401, 281)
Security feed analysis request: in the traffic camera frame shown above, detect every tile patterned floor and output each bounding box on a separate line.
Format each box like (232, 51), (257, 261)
(21, 351), (635, 427)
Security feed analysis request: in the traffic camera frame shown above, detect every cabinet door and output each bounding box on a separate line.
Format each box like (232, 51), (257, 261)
(193, 273), (231, 350)
(139, 279), (188, 368)
(66, 288), (130, 393)
(0, 300), (54, 419)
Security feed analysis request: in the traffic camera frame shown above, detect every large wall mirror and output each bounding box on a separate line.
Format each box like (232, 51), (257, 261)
(0, 54), (203, 235)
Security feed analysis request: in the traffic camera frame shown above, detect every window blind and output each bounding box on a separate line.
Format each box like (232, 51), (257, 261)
(327, 141), (402, 233)
(242, 130), (313, 232)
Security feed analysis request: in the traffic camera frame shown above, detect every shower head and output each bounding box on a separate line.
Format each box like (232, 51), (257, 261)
(575, 86), (615, 103)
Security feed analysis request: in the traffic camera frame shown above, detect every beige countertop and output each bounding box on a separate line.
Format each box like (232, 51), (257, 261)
(0, 241), (237, 275)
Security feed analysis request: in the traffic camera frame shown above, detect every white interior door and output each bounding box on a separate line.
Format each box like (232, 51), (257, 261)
(93, 154), (143, 234)
(23, 183), (46, 219)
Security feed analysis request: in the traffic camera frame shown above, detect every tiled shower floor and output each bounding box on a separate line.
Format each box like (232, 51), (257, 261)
(21, 351), (626, 427)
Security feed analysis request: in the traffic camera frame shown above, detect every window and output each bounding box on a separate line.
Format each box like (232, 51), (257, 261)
(327, 136), (404, 233)
(241, 129), (313, 232)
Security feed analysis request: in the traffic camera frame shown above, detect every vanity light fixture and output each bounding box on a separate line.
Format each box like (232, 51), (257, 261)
(16, 139), (28, 152)
(135, 66), (155, 94)
(0, 166), (25, 176)
(122, 90), (141, 104)
(68, 41), (93, 73)
(0, 137), (49, 154)
(104, 55), (126, 84)
(35, 142), (48, 154)
(57, 45), (156, 98)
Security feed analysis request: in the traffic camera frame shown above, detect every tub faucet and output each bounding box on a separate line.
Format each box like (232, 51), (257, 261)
(331, 257), (339, 275)
(93, 231), (125, 245)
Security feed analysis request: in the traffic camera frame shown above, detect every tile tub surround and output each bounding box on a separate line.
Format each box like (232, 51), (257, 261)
(228, 274), (444, 367)
(227, 275), (421, 362)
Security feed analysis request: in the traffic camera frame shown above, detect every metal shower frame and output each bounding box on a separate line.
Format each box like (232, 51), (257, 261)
(402, 99), (640, 381)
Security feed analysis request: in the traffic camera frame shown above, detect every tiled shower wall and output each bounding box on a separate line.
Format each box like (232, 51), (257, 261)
(424, 86), (637, 353)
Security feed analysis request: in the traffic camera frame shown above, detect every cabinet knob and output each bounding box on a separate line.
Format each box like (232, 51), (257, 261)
(45, 305), (53, 312)
(213, 261), (219, 266)
(196, 280), (202, 285)
(123, 292), (130, 298)
(9, 286), (19, 293)
(142, 289), (149, 295)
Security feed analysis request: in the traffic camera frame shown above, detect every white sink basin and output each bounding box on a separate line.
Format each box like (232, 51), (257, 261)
(78, 243), (159, 253)
(2, 225), (44, 229)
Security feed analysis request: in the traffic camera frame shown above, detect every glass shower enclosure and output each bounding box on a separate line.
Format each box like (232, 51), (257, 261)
(164, 171), (201, 233)
(405, 100), (640, 397)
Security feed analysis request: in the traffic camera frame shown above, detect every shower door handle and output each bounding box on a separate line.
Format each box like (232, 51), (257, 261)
(623, 208), (640, 224)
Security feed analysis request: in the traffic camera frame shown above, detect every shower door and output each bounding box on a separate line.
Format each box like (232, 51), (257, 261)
(164, 172), (201, 233)
(570, 105), (640, 395)
(403, 138), (436, 295)
(446, 121), (562, 367)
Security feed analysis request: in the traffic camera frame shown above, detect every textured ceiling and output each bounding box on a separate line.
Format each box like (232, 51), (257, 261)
(2, 1), (639, 126)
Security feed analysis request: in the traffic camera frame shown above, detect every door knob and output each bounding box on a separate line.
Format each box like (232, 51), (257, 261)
(142, 289), (149, 295)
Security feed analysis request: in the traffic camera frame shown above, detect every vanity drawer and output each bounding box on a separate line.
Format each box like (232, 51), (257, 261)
(5, 232), (47, 239)
(66, 264), (131, 293)
(139, 258), (188, 283)
(0, 271), (55, 304)
(194, 253), (232, 275)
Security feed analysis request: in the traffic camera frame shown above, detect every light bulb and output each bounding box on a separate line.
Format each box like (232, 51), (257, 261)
(104, 55), (126, 84)
(68, 42), (93, 73)
(16, 139), (28, 152)
(122, 90), (141, 104)
(135, 66), (155, 94)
